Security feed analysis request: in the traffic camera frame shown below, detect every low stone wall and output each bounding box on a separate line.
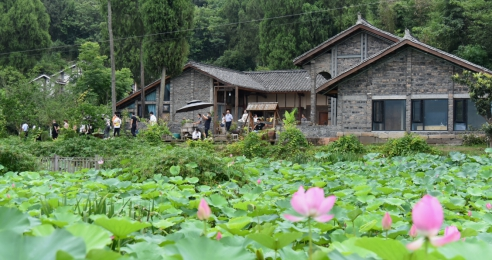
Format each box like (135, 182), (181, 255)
(337, 131), (467, 145)
(297, 123), (340, 138)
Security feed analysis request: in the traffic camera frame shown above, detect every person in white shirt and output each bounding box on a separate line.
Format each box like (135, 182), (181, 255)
(192, 128), (201, 140)
(225, 109), (233, 131)
(113, 114), (121, 136)
(149, 111), (157, 125)
(253, 114), (258, 123)
(238, 110), (248, 122)
(21, 123), (29, 138)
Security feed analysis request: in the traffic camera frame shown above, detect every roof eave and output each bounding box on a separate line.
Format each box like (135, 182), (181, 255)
(317, 40), (492, 94)
(293, 24), (400, 66)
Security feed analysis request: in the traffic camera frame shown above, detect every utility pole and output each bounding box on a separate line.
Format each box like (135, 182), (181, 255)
(107, 0), (117, 115)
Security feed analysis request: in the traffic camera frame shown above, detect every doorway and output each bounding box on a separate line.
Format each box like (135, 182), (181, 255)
(319, 112), (329, 125)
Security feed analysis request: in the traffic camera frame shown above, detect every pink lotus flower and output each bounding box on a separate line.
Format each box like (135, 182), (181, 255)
(216, 231), (222, 240)
(197, 199), (211, 220)
(11, 183), (15, 188)
(382, 212), (392, 230)
(407, 195), (461, 250)
(409, 225), (417, 238)
(487, 203), (492, 210)
(110, 235), (115, 240)
(283, 186), (336, 223)
(98, 160), (104, 165)
(257, 179), (261, 184)
(468, 211), (472, 217)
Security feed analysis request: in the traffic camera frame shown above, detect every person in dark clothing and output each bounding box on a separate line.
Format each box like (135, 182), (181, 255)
(52, 120), (59, 140)
(254, 119), (265, 132)
(130, 112), (138, 137)
(203, 112), (212, 138)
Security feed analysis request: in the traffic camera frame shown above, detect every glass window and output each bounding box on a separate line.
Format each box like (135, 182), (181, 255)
(454, 99), (487, 130)
(164, 83), (171, 101)
(372, 100), (406, 131)
(411, 99), (448, 131)
(145, 90), (156, 101)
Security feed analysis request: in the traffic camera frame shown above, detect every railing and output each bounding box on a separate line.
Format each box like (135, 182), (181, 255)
(37, 155), (104, 172)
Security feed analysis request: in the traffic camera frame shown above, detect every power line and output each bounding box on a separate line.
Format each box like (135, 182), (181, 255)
(0, 0), (386, 56)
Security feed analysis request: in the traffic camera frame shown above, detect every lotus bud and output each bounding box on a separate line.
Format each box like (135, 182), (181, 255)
(468, 211), (472, 217)
(409, 225), (417, 238)
(487, 203), (492, 210)
(382, 212), (392, 230)
(216, 231), (222, 240)
(257, 179), (261, 184)
(197, 199), (211, 220)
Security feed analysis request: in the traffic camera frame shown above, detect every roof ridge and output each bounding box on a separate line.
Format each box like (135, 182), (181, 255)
(188, 60), (247, 75)
(244, 69), (307, 74)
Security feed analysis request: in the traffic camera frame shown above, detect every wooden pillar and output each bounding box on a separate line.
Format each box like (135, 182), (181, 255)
(213, 86), (218, 133)
(234, 86), (238, 121)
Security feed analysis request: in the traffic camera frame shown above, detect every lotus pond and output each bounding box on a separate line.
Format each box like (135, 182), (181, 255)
(1, 150), (492, 260)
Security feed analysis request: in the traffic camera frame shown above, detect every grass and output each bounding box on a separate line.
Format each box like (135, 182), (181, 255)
(433, 144), (488, 156)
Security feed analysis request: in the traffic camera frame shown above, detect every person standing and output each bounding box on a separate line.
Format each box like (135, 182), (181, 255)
(52, 120), (59, 140)
(113, 115), (121, 137)
(225, 109), (233, 131)
(202, 112), (211, 138)
(149, 111), (157, 126)
(21, 122), (29, 139)
(104, 120), (111, 139)
(63, 120), (69, 129)
(130, 112), (138, 137)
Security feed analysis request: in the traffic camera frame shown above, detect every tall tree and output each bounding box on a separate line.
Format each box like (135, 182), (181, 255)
(0, 0), (51, 72)
(140, 0), (194, 119)
(107, 0), (117, 115)
(73, 42), (133, 106)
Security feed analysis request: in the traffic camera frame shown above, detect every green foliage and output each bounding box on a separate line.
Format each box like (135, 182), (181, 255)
(140, 121), (172, 144)
(186, 138), (215, 152)
(328, 135), (365, 154)
(242, 132), (271, 158)
(140, 0), (194, 77)
(0, 0), (51, 72)
(275, 127), (308, 159)
(73, 42), (133, 105)
(380, 133), (437, 157)
(282, 108), (297, 128)
(0, 144), (38, 174)
(462, 133), (487, 146)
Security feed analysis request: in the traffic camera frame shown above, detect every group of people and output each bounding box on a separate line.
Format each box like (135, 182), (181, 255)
(108, 111), (144, 138)
(192, 112), (212, 140)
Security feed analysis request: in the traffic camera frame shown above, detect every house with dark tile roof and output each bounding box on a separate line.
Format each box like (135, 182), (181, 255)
(117, 14), (490, 143)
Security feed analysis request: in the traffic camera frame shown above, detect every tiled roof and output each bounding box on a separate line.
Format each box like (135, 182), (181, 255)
(245, 70), (327, 92)
(317, 29), (492, 93)
(293, 15), (401, 64)
(402, 29), (492, 74)
(188, 61), (266, 91)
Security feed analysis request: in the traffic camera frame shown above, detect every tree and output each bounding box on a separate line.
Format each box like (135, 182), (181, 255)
(140, 0), (194, 119)
(74, 42), (133, 106)
(0, 0), (51, 72)
(453, 71), (492, 145)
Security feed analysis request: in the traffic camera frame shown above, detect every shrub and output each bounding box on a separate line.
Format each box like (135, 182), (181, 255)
(327, 135), (365, 154)
(275, 127), (309, 159)
(0, 145), (38, 173)
(243, 132), (271, 158)
(380, 133), (437, 157)
(140, 121), (172, 144)
(222, 141), (245, 157)
(186, 138), (215, 152)
(462, 133), (487, 146)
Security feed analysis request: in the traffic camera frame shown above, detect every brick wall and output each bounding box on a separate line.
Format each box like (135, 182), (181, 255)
(171, 69), (213, 123)
(337, 34), (361, 55)
(336, 47), (471, 133)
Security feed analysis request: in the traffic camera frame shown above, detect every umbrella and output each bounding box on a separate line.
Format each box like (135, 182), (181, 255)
(175, 100), (213, 113)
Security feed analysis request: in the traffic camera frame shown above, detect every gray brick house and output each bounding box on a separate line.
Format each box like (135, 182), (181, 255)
(117, 14), (491, 143)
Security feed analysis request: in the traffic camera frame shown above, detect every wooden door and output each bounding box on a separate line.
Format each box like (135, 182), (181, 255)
(319, 112), (329, 125)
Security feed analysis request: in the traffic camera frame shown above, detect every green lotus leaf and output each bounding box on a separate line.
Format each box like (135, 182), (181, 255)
(65, 223), (112, 253)
(94, 217), (151, 239)
(0, 207), (30, 234)
(86, 249), (128, 260)
(174, 236), (254, 260)
(248, 232), (303, 250)
(0, 229), (86, 260)
(30, 224), (55, 236)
